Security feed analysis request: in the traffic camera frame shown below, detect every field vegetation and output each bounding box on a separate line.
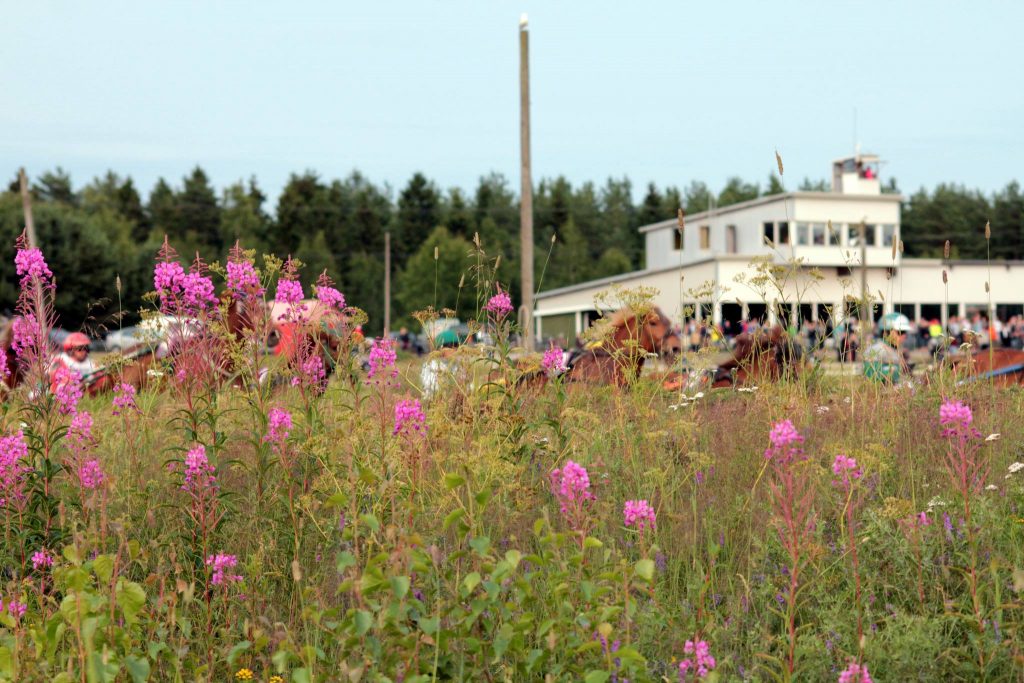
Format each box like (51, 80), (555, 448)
(1, 237), (1023, 683)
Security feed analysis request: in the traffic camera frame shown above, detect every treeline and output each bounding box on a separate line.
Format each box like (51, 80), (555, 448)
(1, 167), (1022, 333)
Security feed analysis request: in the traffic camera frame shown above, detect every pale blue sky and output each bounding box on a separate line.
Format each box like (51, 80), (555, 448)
(3, 1), (1022, 204)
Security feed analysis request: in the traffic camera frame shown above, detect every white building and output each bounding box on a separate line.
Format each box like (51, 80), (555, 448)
(534, 154), (1024, 341)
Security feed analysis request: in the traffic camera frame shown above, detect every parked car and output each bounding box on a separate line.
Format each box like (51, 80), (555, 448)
(104, 326), (144, 351)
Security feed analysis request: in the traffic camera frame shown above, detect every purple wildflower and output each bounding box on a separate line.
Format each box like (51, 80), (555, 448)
(206, 553), (242, 586)
(678, 639), (716, 681)
(394, 398), (427, 436)
(764, 419), (805, 463)
(182, 445), (217, 492)
(831, 454), (862, 489)
(838, 661), (873, 683)
(541, 345), (566, 374)
(265, 408), (293, 444)
(51, 366), (83, 414)
(225, 260), (264, 300)
(0, 431), (30, 508)
(112, 383), (138, 416)
(314, 271), (345, 310)
(31, 549), (55, 571)
(367, 337), (398, 382)
(485, 289), (514, 318)
(623, 499), (656, 532)
(15, 247), (53, 287)
(77, 459), (105, 490)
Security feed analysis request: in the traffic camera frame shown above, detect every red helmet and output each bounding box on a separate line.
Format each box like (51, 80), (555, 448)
(63, 332), (91, 351)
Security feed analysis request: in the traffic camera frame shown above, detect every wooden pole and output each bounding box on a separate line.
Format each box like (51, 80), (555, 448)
(19, 168), (39, 248)
(519, 14), (535, 350)
(384, 230), (391, 337)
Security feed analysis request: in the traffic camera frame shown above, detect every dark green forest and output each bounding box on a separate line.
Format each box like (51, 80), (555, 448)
(2, 167), (1022, 334)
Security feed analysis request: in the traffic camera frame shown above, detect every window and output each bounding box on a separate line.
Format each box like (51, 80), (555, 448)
(763, 222), (775, 245)
(726, 225), (737, 253)
(700, 225), (710, 250)
(812, 222), (826, 245)
(826, 222), (840, 245)
(864, 224), (876, 246)
(795, 222), (810, 245)
(846, 224), (860, 247)
(881, 224), (896, 247)
(673, 227), (683, 250)
(778, 221), (790, 245)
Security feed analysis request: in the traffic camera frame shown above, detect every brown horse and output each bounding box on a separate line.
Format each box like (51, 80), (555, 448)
(661, 325), (805, 391)
(949, 348), (1024, 387)
(520, 307), (675, 389)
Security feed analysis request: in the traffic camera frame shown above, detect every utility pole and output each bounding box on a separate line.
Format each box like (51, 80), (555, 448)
(519, 13), (535, 350)
(19, 168), (38, 248)
(859, 219), (869, 348)
(384, 230), (391, 337)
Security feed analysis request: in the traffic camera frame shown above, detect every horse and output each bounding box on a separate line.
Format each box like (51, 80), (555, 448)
(661, 325), (806, 391)
(520, 307), (676, 390)
(948, 348), (1024, 387)
(268, 300), (355, 391)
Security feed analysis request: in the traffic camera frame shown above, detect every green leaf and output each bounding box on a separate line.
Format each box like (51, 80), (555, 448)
(474, 487), (492, 507)
(504, 549), (522, 568)
(462, 572), (482, 595)
(359, 514), (380, 533)
(442, 508), (465, 531)
(418, 616), (439, 635)
(62, 544), (82, 566)
(583, 537), (603, 549)
(390, 576), (411, 599)
(444, 473), (466, 489)
(324, 491), (348, 508)
(634, 559), (655, 583)
(116, 580), (147, 626)
(354, 610), (373, 636)
(124, 655), (151, 683)
(227, 641), (252, 666)
(292, 669), (312, 683)
(0, 647), (11, 676)
(92, 555), (115, 583)
(469, 536), (490, 556)
(584, 671), (610, 683)
(336, 551), (356, 573)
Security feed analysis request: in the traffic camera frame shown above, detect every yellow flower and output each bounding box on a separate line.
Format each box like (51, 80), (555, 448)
(235, 669), (254, 681)
(269, 677), (284, 683)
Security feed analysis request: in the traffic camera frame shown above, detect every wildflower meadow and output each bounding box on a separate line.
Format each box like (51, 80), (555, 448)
(1, 234), (1023, 683)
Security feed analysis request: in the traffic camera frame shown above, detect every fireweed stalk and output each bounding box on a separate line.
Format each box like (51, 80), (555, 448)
(938, 399), (988, 661)
(764, 419), (816, 679)
(153, 240), (225, 445)
(549, 460), (596, 546)
(832, 454), (866, 658)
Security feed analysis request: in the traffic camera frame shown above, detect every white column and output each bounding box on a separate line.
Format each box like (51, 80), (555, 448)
(574, 311), (582, 337)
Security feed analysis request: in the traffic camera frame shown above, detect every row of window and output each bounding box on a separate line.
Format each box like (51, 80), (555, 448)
(672, 222), (898, 252)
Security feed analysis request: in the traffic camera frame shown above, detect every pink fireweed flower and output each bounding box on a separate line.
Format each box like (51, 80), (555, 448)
(549, 460), (595, 512)
(206, 553), (242, 586)
(367, 337), (398, 382)
(291, 354), (326, 389)
(66, 410), (94, 458)
(838, 661), (873, 683)
(0, 431), (31, 508)
(485, 289), (514, 318)
(179, 271), (217, 315)
(677, 639), (716, 681)
(314, 271), (346, 310)
(393, 399), (427, 436)
(11, 313), (41, 357)
(939, 400), (973, 429)
(112, 383), (138, 416)
(831, 454), (862, 489)
(916, 511), (931, 527)
(275, 279), (304, 306)
(264, 408), (293, 444)
(225, 260), (264, 300)
(154, 260), (185, 313)
(182, 445), (217, 492)
(31, 549), (54, 571)
(623, 499), (656, 533)
(764, 419), (805, 464)
(0, 348), (7, 380)
(1, 598), (27, 619)
(51, 366), (83, 414)
(939, 399), (981, 440)
(77, 459), (105, 490)
(15, 247), (53, 287)
(541, 345), (567, 375)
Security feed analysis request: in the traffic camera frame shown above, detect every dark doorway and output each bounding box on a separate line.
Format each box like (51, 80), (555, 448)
(721, 303), (743, 337)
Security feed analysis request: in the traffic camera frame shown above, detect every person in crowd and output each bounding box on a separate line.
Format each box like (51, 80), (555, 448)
(49, 332), (98, 388)
(864, 313), (912, 382)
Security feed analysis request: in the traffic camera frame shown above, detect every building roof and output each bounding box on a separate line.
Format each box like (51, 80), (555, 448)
(638, 191), (903, 234)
